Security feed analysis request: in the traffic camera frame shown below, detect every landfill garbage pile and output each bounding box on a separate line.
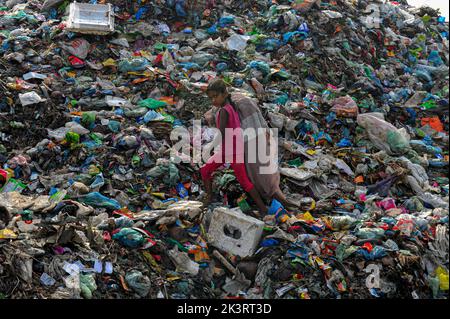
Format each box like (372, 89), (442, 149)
(0, 0), (449, 299)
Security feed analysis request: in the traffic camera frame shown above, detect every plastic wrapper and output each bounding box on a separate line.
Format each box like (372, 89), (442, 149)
(18, 91), (46, 106)
(330, 95), (359, 117)
(60, 38), (90, 59)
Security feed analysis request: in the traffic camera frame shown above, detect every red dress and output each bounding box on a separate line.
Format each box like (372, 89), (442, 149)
(200, 104), (254, 192)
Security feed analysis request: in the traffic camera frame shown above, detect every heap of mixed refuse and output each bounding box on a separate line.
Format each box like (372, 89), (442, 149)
(0, 0), (448, 299)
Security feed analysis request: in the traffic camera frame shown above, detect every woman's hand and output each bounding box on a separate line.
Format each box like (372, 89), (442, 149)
(204, 107), (216, 126)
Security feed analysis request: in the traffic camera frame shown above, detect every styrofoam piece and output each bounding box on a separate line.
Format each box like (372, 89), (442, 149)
(207, 207), (265, 258)
(66, 2), (114, 35)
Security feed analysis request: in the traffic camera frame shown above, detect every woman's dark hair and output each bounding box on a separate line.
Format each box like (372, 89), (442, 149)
(206, 78), (228, 95)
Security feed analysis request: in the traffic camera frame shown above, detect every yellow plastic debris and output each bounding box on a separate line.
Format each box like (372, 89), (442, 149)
(300, 211), (315, 222)
(66, 71), (77, 78)
(0, 229), (17, 239)
(88, 165), (101, 175)
(436, 266), (449, 291)
(102, 58), (117, 67)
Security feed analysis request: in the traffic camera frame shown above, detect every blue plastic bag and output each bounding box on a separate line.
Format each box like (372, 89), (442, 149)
(287, 246), (309, 260)
(114, 216), (134, 228)
(216, 62), (228, 72)
(177, 183), (188, 199)
(248, 61), (271, 77)
(135, 6), (149, 21)
(337, 138), (353, 147)
(357, 246), (387, 260)
(257, 38), (282, 51)
(261, 239), (280, 247)
(113, 228), (145, 248)
(428, 50), (444, 67)
(108, 120), (121, 133)
(326, 112), (337, 123)
(178, 62), (200, 71)
(90, 173), (105, 189)
(207, 24), (218, 34)
(298, 22), (309, 33)
(283, 31), (303, 44)
(118, 57), (150, 73)
(143, 110), (165, 123)
(80, 192), (121, 210)
(114, 108), (124, 116)
(268, 199), (283, 215)
(218, 16), (234, 27)
(175, 0), (187, 17)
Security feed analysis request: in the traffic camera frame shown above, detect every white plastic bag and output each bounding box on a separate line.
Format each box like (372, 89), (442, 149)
(105, 96), (132, 108)
(109, 38), (129, 48)
(65, 122), (90, 135)
(357, 113), (410, 155)
(60, 38), (90, 59)
(19, 91), (46, 106)
(167, 246), (199, 275)
(47, 127), (70, 141)
(227, 34), (250, 51)
(268, 112), (285, 129)
(322, 10), (343, 19)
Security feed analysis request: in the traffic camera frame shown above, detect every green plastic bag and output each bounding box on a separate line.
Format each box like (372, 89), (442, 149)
(386, 130), (410, 154)
(237, 195), (252, 212)
(288, 158), (303, 167)
(82, 112), (96, 128)
(132, 155), (141, 167)
(80, 273), (97, 299)
(147, 162), (180, 187)
(50, 189), (68, 204)
(125, 271), (151, 297)
(138, 98), (167, 109)
(0, 178), (26, 193)
(336, 244), (358, 262)
(154, 43), (168, 52)
(428, 276), (440, 298)
(89, 133), (103, 145)
(65, 131), (80, 145)
(162, 113), (175, 123)
(421, 100), (436, 110)
(271, 70), (290, 80)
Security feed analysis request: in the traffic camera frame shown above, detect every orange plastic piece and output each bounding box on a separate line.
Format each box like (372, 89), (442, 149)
(354, 176), (364, 183)
(421, 117), (444, 132)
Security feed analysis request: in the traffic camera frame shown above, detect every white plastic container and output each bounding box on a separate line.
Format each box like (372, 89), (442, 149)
(66, 1), (114, 35)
